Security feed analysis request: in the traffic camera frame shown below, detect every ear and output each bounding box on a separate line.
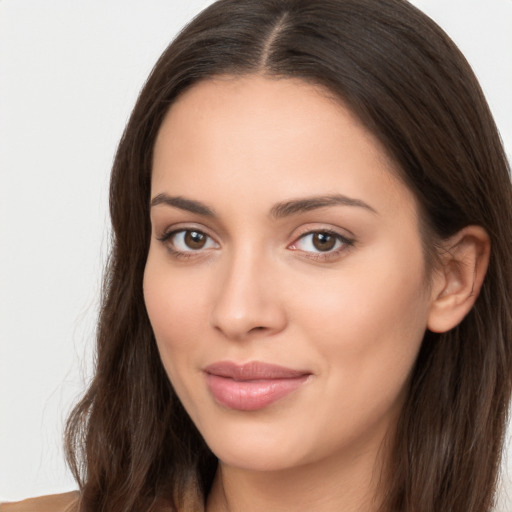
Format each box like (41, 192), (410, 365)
(427, 225), (490, 333)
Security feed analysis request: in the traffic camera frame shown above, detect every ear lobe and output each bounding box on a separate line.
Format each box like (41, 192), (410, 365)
(427, 225), (490, 333)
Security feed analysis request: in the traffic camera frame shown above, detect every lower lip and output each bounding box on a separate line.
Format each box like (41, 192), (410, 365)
(205, 374), (310, 411)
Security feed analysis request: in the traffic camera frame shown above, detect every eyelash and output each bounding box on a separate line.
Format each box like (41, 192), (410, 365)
(157, 228), (354, 261)
(157, 229), (218, 260)
(288, 229), (354, 261)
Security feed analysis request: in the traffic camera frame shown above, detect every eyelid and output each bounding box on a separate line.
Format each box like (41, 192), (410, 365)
(287, 227), (355, 260)
(157, 225), (220, 257)
(155, 222), (354, 261)
(288, 223), (355, 244)
(157, 222), (217, 242)
(289, 230), (353, 249)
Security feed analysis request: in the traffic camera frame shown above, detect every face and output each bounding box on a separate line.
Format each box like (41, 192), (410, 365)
(144, 75), (435, 473)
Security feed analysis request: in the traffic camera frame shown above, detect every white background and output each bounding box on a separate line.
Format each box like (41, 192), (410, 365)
(1, 0), (511, 507)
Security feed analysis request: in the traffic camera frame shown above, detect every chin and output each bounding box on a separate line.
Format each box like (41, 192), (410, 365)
(201, 418), (347, 475)
(213, 443), (304, 473)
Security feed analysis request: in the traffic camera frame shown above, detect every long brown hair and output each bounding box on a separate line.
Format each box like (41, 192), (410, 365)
(65, 1), (512, 510)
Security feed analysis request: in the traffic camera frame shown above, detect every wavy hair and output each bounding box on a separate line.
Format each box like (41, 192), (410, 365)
(65, 1), (512, 510)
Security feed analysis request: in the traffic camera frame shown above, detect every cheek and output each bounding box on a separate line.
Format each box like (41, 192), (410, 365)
(143, 258), (213, 419)
(291, 268), (427, 344)
(143, 254), (208, 371)
(288, 243), (429, 407)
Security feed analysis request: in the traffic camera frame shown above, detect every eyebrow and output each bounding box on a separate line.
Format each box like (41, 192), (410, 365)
(270, 194), (378, 218)
(150, 194), (216, 216)
(149, 192), (377, 218)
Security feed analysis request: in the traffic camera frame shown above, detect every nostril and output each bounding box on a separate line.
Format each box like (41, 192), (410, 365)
(209, 281), (288, 339)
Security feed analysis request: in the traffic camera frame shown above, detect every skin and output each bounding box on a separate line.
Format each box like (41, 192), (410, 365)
(143, 75), (489, 511)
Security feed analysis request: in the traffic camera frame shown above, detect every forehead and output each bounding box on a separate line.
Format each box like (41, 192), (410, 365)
(156, 75), (382, 161)
(152, 75), (416, 219)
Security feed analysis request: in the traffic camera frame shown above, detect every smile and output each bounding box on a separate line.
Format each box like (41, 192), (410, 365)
(204, 361), (312, 411)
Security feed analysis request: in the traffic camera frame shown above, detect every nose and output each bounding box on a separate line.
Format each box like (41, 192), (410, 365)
(209, 249), (287, 340)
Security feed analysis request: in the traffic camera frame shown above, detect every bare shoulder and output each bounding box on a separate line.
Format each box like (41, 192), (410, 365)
(0, 492), (79, 512)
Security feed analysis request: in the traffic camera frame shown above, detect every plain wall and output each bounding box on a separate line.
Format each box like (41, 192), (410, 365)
(1, 0), (511, 506)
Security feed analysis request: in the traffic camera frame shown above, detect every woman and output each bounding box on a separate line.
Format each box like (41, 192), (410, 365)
(4, 0), (511, 510)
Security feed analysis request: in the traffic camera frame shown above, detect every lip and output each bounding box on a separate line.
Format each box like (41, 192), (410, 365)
(204, 361), (311, 411)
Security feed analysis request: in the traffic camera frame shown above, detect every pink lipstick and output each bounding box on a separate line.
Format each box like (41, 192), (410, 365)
(204, 361), (311, 411)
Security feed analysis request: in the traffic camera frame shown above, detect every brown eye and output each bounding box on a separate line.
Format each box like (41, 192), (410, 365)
(184, 230), (207, 249)
(161, 229), (218, 253)
(312, 232), (336, 252)
(290, 230), (353, 257)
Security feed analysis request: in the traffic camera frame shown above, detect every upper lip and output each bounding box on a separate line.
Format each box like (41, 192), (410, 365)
(204, 361), (310, 381)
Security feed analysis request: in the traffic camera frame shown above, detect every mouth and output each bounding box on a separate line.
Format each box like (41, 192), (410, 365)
(203, 361), (312, 411)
